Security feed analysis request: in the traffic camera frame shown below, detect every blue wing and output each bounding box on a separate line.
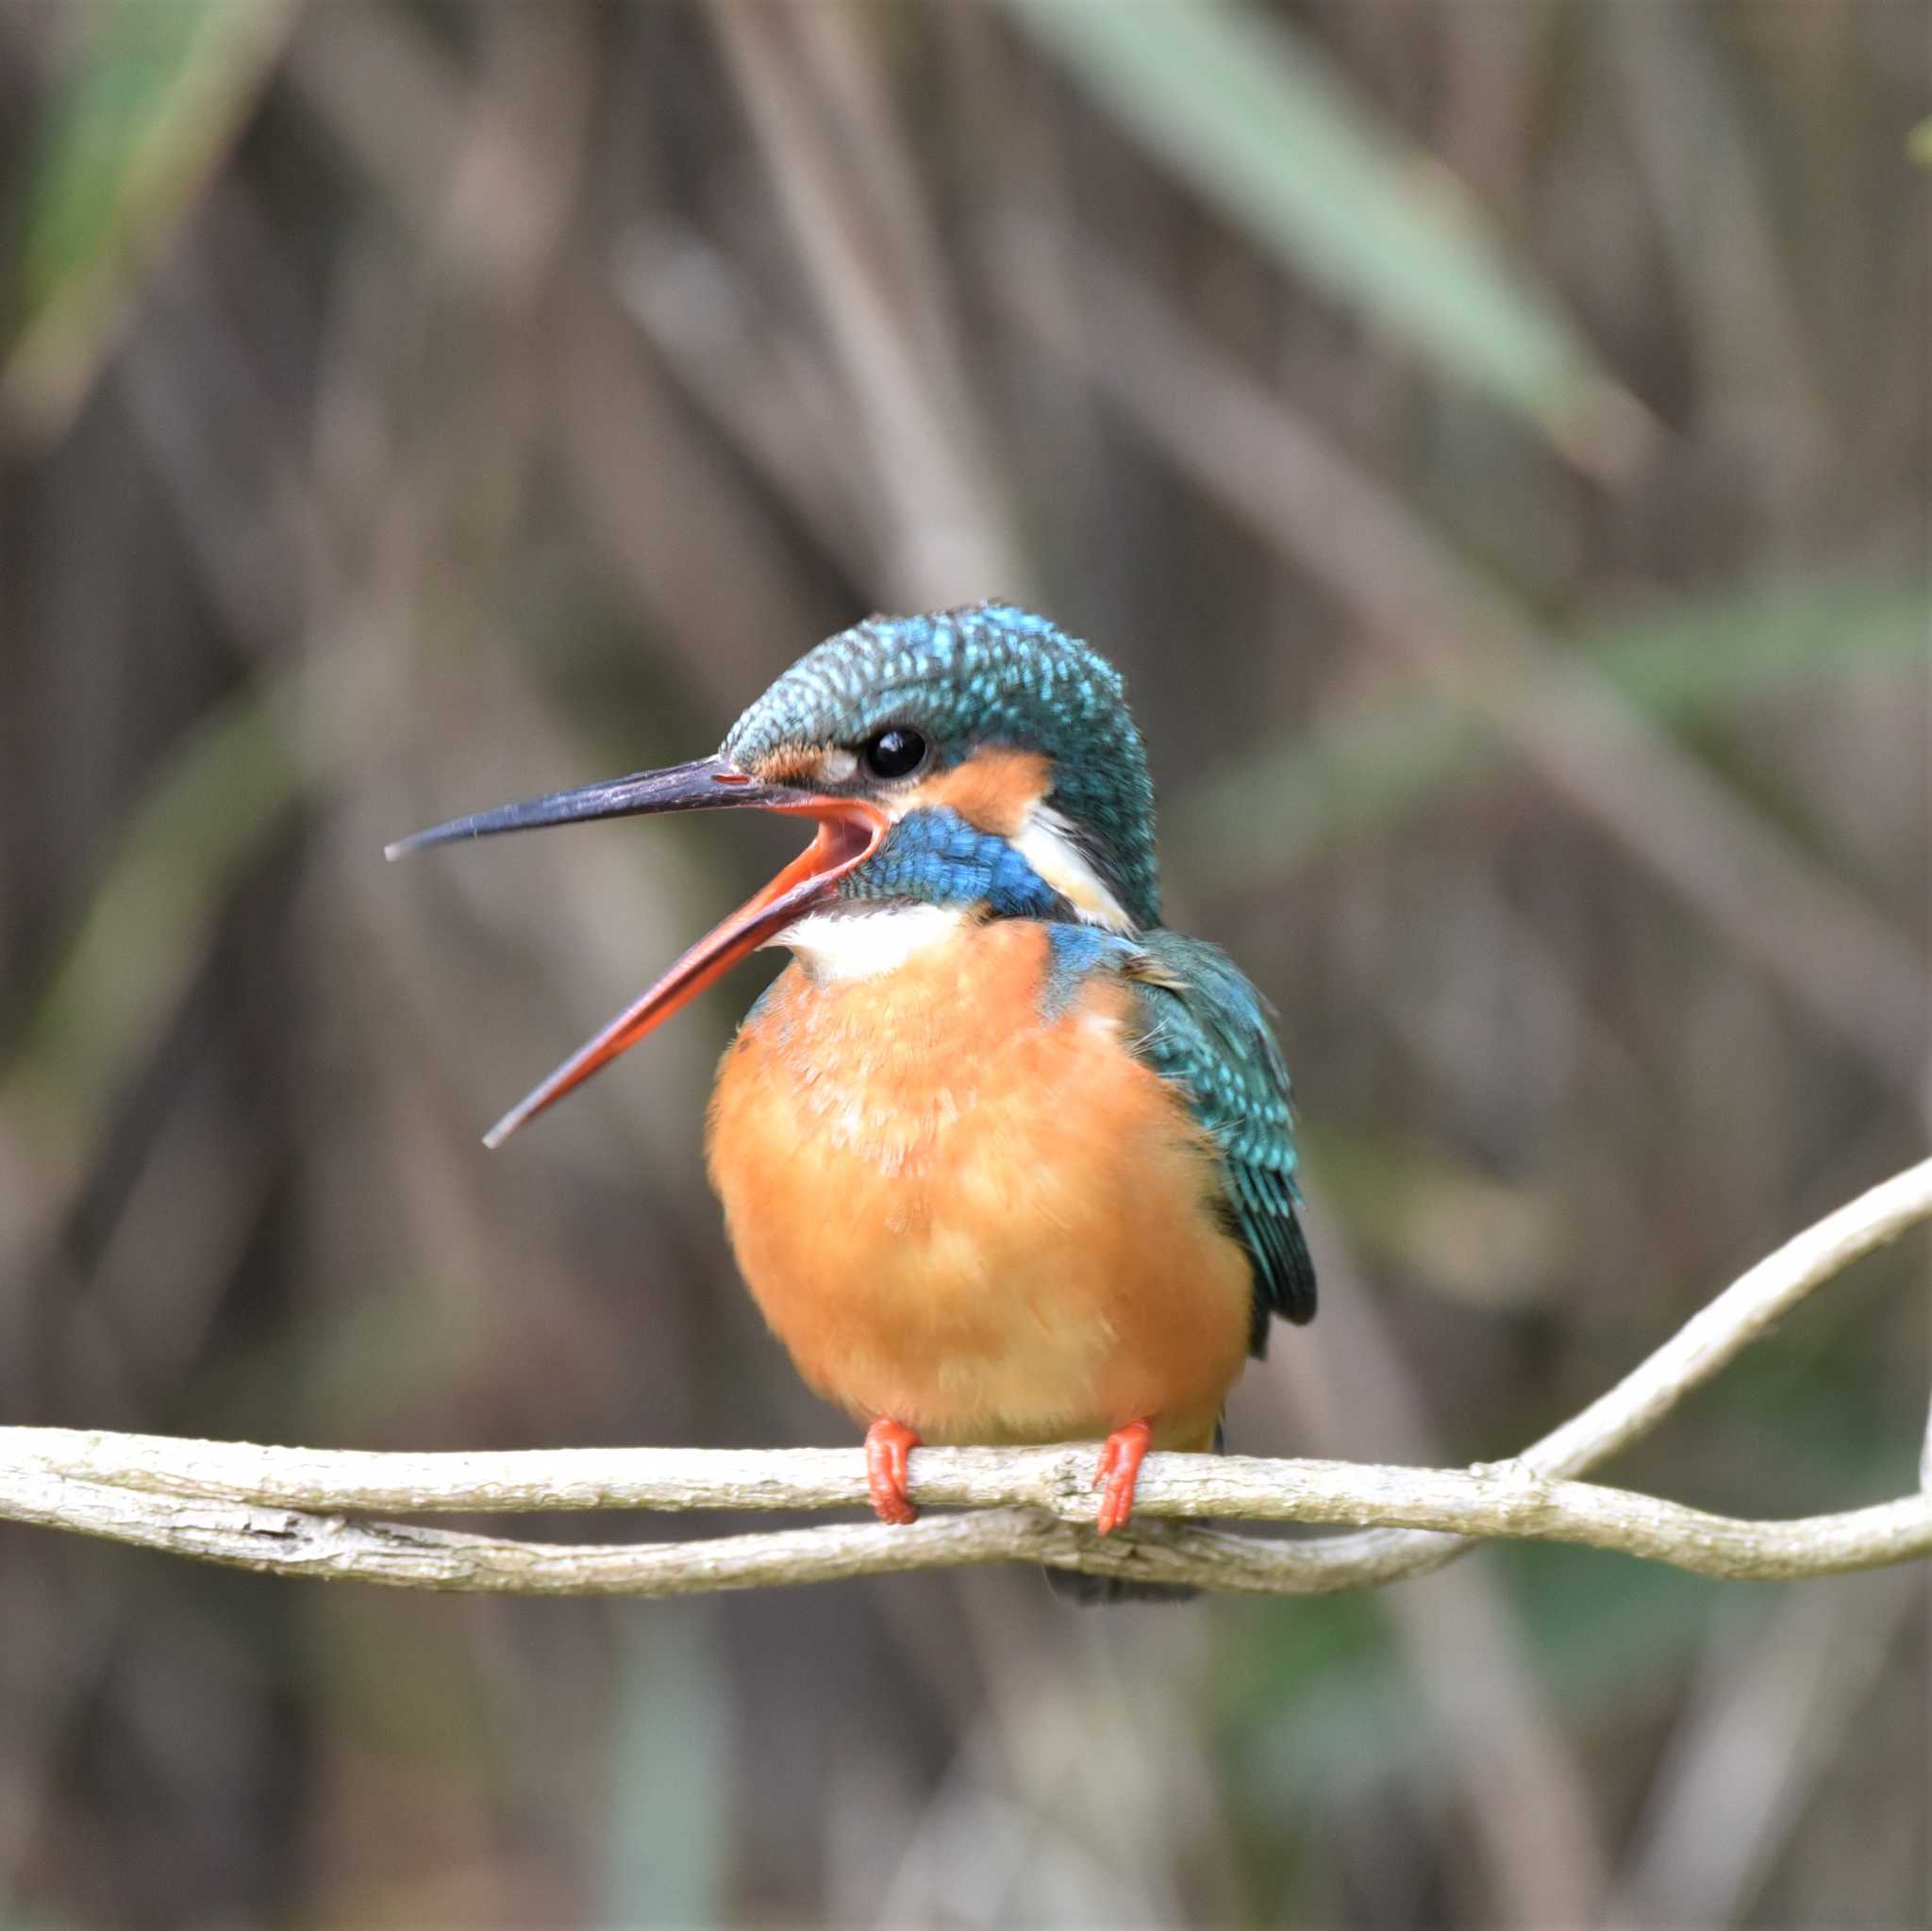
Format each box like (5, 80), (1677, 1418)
(1125, 930), (1315, 1351)
(1045, 925), (1316, 1352)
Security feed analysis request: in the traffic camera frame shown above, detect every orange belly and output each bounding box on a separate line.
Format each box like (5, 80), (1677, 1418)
(705, 921), (1251, 1448)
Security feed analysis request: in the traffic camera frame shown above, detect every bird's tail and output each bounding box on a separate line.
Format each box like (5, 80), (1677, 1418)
(1043, 1568), (1200, 1606)
(1042, 1419), (1222, 1606)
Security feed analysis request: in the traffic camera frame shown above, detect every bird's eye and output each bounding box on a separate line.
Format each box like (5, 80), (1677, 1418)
(859, 727), (928, 781)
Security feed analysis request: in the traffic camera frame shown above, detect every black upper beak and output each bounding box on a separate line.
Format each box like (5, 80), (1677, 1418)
(384, 755), (803, 859)
(384, 752), (891, 1144)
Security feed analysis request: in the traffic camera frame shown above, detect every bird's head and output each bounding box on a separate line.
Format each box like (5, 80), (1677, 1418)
(390, 604), (1157, 1143)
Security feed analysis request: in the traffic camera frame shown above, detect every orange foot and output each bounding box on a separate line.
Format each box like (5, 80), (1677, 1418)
(864, 1418), (922, 1525)
(1093, 1420), (1155, 1536)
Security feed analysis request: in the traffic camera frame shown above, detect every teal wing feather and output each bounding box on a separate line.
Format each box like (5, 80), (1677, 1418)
(1126, 930), (1315, 1350)
(1044, 925), (1314, 1352)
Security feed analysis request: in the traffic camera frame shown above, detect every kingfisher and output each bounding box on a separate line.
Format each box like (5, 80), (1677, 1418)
(390, 606), (1313, 1573)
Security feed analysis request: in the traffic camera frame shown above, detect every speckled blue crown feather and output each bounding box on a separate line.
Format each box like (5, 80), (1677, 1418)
(723, 604), (1159, 928)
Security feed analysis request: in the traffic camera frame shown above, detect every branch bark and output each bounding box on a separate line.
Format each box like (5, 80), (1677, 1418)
(4, 1157), (1929, 1597)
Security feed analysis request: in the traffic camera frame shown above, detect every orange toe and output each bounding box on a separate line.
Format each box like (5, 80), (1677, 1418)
(864, 1418), (921, 1525)
(1093, 1419), (1154, 1536)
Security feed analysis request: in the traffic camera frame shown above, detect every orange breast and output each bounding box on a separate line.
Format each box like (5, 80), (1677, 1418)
(704, 921), (1252, 1448)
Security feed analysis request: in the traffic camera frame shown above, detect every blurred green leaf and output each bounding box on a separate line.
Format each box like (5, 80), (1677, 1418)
(1005, 0), (1650, 474)
(2, 0), (295, 442)
(1303, 1124), (1567, 1311)
(1908, 117), (1932, 169)
(603, 1615), (731, 1927)
(3, 685), (300, 1173)
(1234, 1548), (1714, 1809)
(1173, 572), (1928, 889)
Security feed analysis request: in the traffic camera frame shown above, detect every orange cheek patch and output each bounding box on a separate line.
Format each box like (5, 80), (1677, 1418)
(908, 748), (1051, 837)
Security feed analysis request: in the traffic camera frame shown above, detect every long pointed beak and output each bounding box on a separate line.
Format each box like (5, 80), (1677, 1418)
(387, 755), (887, 1145)
(384, 756), (798, 857)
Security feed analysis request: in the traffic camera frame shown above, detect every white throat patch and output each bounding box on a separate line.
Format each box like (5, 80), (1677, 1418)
(773, 905), (966, 982)
(1012, 805), (1136, 933)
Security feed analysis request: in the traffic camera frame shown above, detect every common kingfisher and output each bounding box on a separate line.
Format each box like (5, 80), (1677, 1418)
(391, 606), (1314, 1566)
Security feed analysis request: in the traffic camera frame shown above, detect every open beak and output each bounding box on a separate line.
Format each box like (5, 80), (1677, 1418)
(386, 755), (887, 1146)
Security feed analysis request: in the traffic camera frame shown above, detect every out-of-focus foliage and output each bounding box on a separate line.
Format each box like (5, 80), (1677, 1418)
(3, 0), (296, 441)
(0, 3), (1925, 1926)
(1173, 569), (1928, 884)
(5, 682), (301, 1171)
(1007, 0), (1650, 472)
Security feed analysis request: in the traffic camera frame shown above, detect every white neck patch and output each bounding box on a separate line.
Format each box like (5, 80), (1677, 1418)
(1012, 805), (1137, 933)
(772, 904), (966, 982)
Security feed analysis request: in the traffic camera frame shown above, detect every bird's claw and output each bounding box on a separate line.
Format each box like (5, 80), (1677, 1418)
(864, 1418), (921, 1525)
(1093, 1419), (1154, 1536)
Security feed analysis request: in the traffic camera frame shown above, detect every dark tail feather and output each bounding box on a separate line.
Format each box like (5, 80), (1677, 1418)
(1042, 1418), (1224, 1606)
(1043, 1567), (1201, 1606)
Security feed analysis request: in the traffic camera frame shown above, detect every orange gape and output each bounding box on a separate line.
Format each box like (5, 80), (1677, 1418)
(706, 921), (1249, 1457)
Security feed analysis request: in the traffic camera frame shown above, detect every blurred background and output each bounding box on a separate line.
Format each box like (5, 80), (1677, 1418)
(1, 1), (1927, 1924)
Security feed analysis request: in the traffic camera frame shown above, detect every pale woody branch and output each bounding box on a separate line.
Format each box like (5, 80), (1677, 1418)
(3, 1157), (1929, 1597)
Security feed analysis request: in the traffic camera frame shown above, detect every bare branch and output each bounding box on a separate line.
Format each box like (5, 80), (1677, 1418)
(2, 1157), (1928, 1597)
(5, 1436), (1932, 1597)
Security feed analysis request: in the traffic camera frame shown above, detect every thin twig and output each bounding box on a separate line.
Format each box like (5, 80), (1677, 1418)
(3, 1157), (1928, 1597)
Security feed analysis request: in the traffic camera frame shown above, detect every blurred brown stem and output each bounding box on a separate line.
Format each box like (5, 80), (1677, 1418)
(995, 227), (1927, 1087)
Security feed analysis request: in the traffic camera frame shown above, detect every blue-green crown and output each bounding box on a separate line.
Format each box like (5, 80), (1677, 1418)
(723, 604), (1159, 928)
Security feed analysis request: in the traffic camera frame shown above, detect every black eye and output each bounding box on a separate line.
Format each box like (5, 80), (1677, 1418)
(859, 727), (928, 780)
